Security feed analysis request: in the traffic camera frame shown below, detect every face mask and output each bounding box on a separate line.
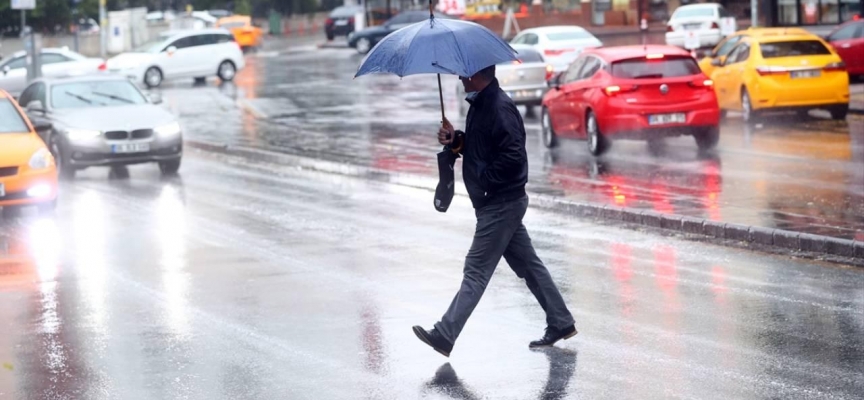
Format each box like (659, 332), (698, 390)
(465, 91), (479, 101)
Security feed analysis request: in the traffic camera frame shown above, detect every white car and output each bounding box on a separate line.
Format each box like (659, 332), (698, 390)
(105, 29), (245, 88)
(0, 48), (103, 96)
(510, 26), (603, 73)
(665, 3), (737, 49)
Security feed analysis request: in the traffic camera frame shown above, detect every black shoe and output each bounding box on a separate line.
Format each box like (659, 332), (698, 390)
(529, 325), (577, 348)
(413, 326), (453, 357)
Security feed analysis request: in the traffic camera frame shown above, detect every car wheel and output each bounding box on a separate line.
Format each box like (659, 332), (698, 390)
(586, 110), (609, 156)
(741, 88), (758, 124)
(694, 126), (720, 151)
(541, 107), (559, 148)
(356, 38), (372, 54)
(194, 77), (206, 84)
(50, 135), (75, 180)
(144, 67), (163, 88)
(829, 105), (848, 120)
(217, 61), (236, 82)
(159, 158), (181, 176)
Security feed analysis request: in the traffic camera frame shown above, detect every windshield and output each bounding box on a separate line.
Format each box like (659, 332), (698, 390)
(760, 40), (831, 58)
(672, 7), (715, 19)
(546, 31), (593, 41)
(51, 81), (148, 109)
(0, 99), (29, 133)
(133, 38), (168, 53)
(220, 22), (247, 29)
(611, 57), (702, 79)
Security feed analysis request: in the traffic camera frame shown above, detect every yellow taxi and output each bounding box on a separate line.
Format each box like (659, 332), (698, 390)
(698, 27), (810, 76)
(709, 33), (850, 122)
(216, 15), (262, 50)
(0, 90), (58, 214)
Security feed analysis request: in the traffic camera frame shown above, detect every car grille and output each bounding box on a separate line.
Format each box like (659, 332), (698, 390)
(0, 167), (18, 177)
(131, 129), (153, 139)
(105, 131), (129, 140)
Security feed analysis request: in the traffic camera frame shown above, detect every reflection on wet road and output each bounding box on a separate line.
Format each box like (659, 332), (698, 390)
(0, 152), (861, 399)
(159, 45), (864, 241)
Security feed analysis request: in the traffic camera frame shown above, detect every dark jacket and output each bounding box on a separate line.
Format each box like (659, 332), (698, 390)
(452, 78), (528, 209)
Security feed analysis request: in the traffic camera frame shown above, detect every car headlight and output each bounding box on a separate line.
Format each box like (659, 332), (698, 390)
(154, 122), (181, 138)
(67, 128), (102, 141)
(28, 148), (53, 170)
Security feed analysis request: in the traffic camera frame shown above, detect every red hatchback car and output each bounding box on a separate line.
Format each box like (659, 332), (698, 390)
(541, 45), (720, 156)
(826, 20), (864, 77)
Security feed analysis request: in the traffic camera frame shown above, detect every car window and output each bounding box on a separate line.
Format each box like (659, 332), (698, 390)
(511, 35), (526, 44)
(611, 56), (701, 78)
(672, 7), (715, 19)
(41, 53), (73, 65)
(525, 33), (539, 45)
(713, 35), (742, 57)
(731, 44), (750, 63)
(829, 24), (860, 41)
(51, 80), (147, 109)
(563, 57), (586, 83)
(0, 99), (29, 133)
(578, 56), (601, 79)
(168, 36), (196, 50)
(215, 33), (234, 43)
(196, 34), (220, 46)
(2, 56), (26, 70)
(511, 48), (544, 63)
(546, 30), (593, 41)
(760, 40), (831, 58)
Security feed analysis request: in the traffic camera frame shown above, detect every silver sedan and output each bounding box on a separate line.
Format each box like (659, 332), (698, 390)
(457, 45), (551, 117)
(17, 76), (182, 179)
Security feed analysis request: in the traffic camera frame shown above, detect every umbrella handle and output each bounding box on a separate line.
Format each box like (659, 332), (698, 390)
(437, 73), (446, 137)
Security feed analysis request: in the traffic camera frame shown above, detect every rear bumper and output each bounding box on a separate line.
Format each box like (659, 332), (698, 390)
(665, 29), (723, 48)
(750, 76), (849, 109)
(503, 86), (547, 106)
(0, 168), (58, 207)
(597, 101), (720, 138)
(326, 24), (354, 36)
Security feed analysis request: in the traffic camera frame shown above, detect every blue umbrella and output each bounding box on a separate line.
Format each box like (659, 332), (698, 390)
(355, 5), (517, 121)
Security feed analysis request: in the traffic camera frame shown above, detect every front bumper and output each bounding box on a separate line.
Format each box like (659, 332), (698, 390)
(0, 167), (58, 207)
(65, 138), (183, 168)
(665, 29), (723, 49)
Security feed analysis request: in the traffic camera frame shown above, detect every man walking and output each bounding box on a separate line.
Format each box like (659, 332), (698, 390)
(412, 64), (576, 357)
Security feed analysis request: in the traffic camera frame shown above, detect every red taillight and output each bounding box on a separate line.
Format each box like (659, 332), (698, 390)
(689, 78), (714, 89)
(823, 61), (846, 72)
(325, 18), (333, 25)
(348, 17), (355, 24)
(544, 48), (572, 56)
(853, 14), (860, 21)
(710, 22), (719, 29)
(603, 84), (638, 96)
(545, 65), (554, 81)
(646, 53), (664, 60)
(98, 62), (106, 71)
(666, 25), (674, 32)
(756, 66), (788, 76)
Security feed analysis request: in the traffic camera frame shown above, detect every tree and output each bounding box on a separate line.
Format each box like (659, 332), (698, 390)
(234, 0), (251, 15)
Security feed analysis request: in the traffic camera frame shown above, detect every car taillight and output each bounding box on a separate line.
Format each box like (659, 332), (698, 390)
(666, 25), (674, 32)
(98, 62), (106, 71)
(544, 49), (572, 56)
(710, 22), (719, 29)
(689, 78), (714, 89)
(545, 65), (554, 81)
(756, 66), (788, 76)
(348, 17), (355, 24)
(603, 84), (638, 96)
(325, 18), (333, 25)
(823, 61), (846, 72)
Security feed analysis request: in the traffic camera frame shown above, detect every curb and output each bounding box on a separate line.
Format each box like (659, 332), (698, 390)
(187, 140), (864, 262)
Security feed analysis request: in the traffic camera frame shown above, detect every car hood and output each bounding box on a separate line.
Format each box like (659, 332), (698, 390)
(0, 133), (45, 166)
(106, 52), (155, 69)
(50, 105), (176, 132)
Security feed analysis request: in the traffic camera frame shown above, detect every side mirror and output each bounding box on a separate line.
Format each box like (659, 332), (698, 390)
(2, 65), (9, 75)
(149, 92), (163, 104)
(711, 58), (724, 67)
(31, 118), (52, 132)
(166, 46), (177, 55)
(26, 100), (45, 114)
(547, 72), (562, 90)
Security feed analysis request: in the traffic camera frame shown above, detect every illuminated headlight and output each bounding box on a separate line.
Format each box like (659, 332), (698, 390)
(154, 122), (181, 138)
(27, 184), (52, 198)
(28, 148), (53, 170)
(67, 128), (102, 141)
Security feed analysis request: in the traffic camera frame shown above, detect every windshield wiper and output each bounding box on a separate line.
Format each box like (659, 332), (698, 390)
(632, 74), (664, 79)
(64, 91), (94, 104)
(92, 91), (134, 104)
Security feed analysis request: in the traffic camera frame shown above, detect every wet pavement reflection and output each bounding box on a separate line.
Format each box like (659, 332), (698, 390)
(0, 153), (862, 398)
(156, 44), (864, 241)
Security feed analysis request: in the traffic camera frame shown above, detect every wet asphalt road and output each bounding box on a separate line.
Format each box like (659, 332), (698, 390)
(153, 40), (864, 242)
(1, 151), (863, 399)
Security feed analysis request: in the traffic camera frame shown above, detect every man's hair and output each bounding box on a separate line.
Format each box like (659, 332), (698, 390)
(476, 65), (496, 81)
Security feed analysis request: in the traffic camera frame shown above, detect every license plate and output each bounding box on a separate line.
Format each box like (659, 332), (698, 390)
(649, 113), (686, 125)
(335, 19), (348, 26)
(684, 23), (701, 30)
(790, 70), (820, 79)
(112, 143), (150, 153)
(0, 183), (4, 197)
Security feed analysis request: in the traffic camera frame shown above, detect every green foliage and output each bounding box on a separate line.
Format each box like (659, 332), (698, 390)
(234, 0), (252, 15)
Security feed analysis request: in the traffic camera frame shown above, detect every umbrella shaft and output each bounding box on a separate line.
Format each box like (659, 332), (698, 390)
(437, 73), (446, 124)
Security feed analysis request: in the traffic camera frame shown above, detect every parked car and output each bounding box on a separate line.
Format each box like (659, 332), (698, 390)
(709, 33), (850, 122)
(104, 29), (245, 88)
(697, 27), (810, 76)
(542, 45), (720, 155)
(0, 89), (58, 214)
(825, 19), (864, 77)
(666, 3), (737, 49)
(456, 45), (552, 116)
(17, 76), (183, 179)
(348, 11), (451, 54)
(0, 48), (103, 97)
(326, 5), (364, 40)
(216, 15), (263, 50)
(509, 26), (603, 73)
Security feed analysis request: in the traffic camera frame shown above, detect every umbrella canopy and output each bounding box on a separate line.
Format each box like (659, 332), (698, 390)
(355, 17), (517, 79)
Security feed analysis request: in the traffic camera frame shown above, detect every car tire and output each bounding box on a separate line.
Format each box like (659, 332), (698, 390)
(194, 77), (206, 84)
(356, 37), (372, 54)
(217, 61), (237, 82)
(586, 110), (609, 156)
(829, 105), (848, 120)
(741, 88), (759, 124)
(144, 67), (163, 88)
(50, 135), (75, 180)
(159, 158), (181, 176)
(541, 107), (559, 148)
(326, 32), (335, 41)
(694, 126), (720, 151)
